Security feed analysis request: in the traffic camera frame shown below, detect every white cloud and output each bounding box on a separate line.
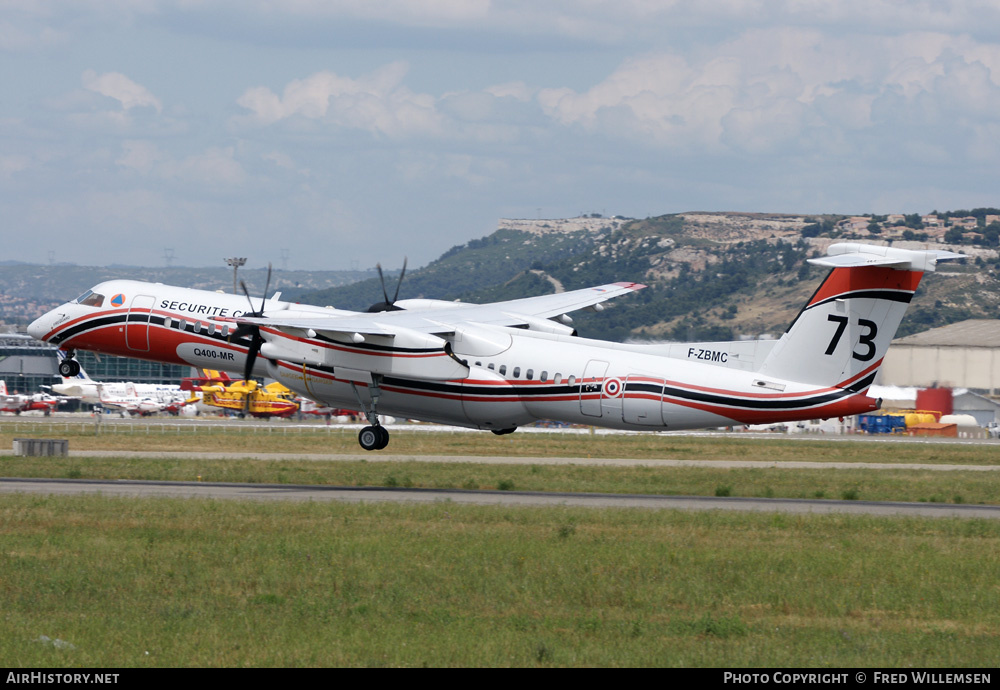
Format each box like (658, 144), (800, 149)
(485, 81), (534, 101)
(262, 151), (310, 176)
(160, 147), (247, 187)
(116, 140), (161, 175)
(115, 141), (247, 187)
(534, 28), (1000, 156)
(236, 62), (444, 138)
(0, 154), (31, 179)
(81, 69), (162, 112)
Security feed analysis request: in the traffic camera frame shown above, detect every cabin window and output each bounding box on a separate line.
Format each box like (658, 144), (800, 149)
(513, 367), (521, 378)
(540, 371), (548, 382)
(488, 363), (495, 371)
(499, 365), (507, 376)
(526, 369), (534, 380)
(554, 374), (562, 384)
(568, 375), (576, 386)
(475, 361), (482, 367)
(221, 325), (230, 337)
(163, 317), (172, 329)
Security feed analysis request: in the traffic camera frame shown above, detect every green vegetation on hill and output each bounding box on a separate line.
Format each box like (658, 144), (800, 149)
(7, 210), (999, 341)
(290, 211), (1000, 342)
(299, 228), (603, 310)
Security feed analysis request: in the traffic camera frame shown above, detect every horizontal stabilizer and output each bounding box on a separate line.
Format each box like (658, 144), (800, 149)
(808, 243), (965, 272)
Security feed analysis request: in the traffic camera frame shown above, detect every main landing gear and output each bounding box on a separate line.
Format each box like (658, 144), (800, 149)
(351, 375), (390, 451)
(58, 350), (81, 377)
(358, 424), (389, 451)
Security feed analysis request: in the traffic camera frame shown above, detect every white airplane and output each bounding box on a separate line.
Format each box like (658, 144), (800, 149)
(49, 353), (190, 416)
(27, 243), (960, 450)
(0, 380), (72, 415)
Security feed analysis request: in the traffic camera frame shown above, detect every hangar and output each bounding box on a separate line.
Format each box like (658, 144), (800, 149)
(880, 320), (1000, 395)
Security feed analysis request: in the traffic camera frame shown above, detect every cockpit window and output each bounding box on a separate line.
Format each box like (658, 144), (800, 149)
(74, 290), (105, 307)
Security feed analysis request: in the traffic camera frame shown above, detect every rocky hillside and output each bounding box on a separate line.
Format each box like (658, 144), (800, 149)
(296, 212), (1000, 342)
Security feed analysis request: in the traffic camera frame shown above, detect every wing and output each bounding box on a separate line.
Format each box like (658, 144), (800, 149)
(228, 281), (644, 382)
(233, 281), (646, 338)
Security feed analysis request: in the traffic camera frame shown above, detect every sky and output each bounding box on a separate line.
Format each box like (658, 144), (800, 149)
(3, 1), (1000, 271)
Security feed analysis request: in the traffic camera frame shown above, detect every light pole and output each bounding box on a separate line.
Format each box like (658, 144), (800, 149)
(225, 257), (247, 295)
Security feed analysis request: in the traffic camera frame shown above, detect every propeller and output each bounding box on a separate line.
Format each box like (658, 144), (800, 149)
(367, 258), (407, 312)
(235, 264), (271, 414)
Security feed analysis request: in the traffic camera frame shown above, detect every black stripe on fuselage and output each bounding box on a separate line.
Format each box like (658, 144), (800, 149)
(808, 290), (913, 310)
(50, 313), (128, 345)
(51, 312), (250, 349)
(636, 373), (874, 412)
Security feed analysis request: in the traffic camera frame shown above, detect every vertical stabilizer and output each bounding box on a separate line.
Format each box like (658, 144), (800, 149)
(757, 243), (962, 389)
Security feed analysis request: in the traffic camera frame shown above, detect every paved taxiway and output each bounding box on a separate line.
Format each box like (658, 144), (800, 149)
(60, 448), (1000, 472)
(3, 477), (999, 520)
(4, 417), (998, 519)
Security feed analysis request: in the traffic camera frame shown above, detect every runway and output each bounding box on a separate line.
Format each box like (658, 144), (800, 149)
(57, 448), (1000, 471)
(4, 417), (998, 519)
(3, 477), (999, 519)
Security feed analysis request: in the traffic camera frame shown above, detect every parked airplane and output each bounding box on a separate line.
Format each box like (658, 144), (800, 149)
(27, 243), (960, 450)
(49, 353), (190, 416)
(0, 381), (71, 415)
(197, 378), (300, 418)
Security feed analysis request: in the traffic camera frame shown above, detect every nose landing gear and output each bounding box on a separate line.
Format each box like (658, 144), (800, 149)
(58, 350), (81, 377)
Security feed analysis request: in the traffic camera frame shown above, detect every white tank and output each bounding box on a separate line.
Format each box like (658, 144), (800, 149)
(939, 414), (979, 427)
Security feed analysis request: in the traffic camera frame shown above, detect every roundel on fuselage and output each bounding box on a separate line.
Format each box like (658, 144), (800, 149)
(603, 377), (623, 398)
(110, 294), (126, 307)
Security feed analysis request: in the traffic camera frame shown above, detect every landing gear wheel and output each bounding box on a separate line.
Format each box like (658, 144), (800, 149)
(58, 359), (80, 377)
(491, 427), (517, 436)
(359, 425), (390, 451)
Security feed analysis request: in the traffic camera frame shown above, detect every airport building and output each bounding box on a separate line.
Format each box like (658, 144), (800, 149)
(879, 320), (1000, 395)
(0, 334), (190, 395)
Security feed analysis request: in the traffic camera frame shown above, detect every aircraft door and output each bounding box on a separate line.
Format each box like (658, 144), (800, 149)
(126, 295), (156, 352)
(580, 359), (608, 417)
(622, 375), (664, 426)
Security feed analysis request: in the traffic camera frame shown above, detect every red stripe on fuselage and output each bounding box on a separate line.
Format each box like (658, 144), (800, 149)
(52, 312), (245, 367)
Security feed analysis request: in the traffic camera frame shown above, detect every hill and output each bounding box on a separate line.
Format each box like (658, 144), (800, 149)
(7, 211), (997, 342)
(294, 212), (1000, 342)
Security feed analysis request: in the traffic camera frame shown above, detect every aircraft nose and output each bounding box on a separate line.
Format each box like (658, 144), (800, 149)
(27, 310), (56, 341)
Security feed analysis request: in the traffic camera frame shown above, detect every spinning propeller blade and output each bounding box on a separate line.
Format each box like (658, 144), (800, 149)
(367, 258), (407, 313)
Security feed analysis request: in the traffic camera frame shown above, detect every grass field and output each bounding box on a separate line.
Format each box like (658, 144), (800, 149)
(2, 420), (999, 666)
(3, 495), (999, 667)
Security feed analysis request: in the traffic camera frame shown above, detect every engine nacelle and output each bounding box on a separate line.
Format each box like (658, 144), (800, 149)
(261, 326), (469, 381)
(503, 311), (577, 336)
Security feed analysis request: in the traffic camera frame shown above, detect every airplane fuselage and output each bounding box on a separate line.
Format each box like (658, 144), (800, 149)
(28, 279), (880, 432)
